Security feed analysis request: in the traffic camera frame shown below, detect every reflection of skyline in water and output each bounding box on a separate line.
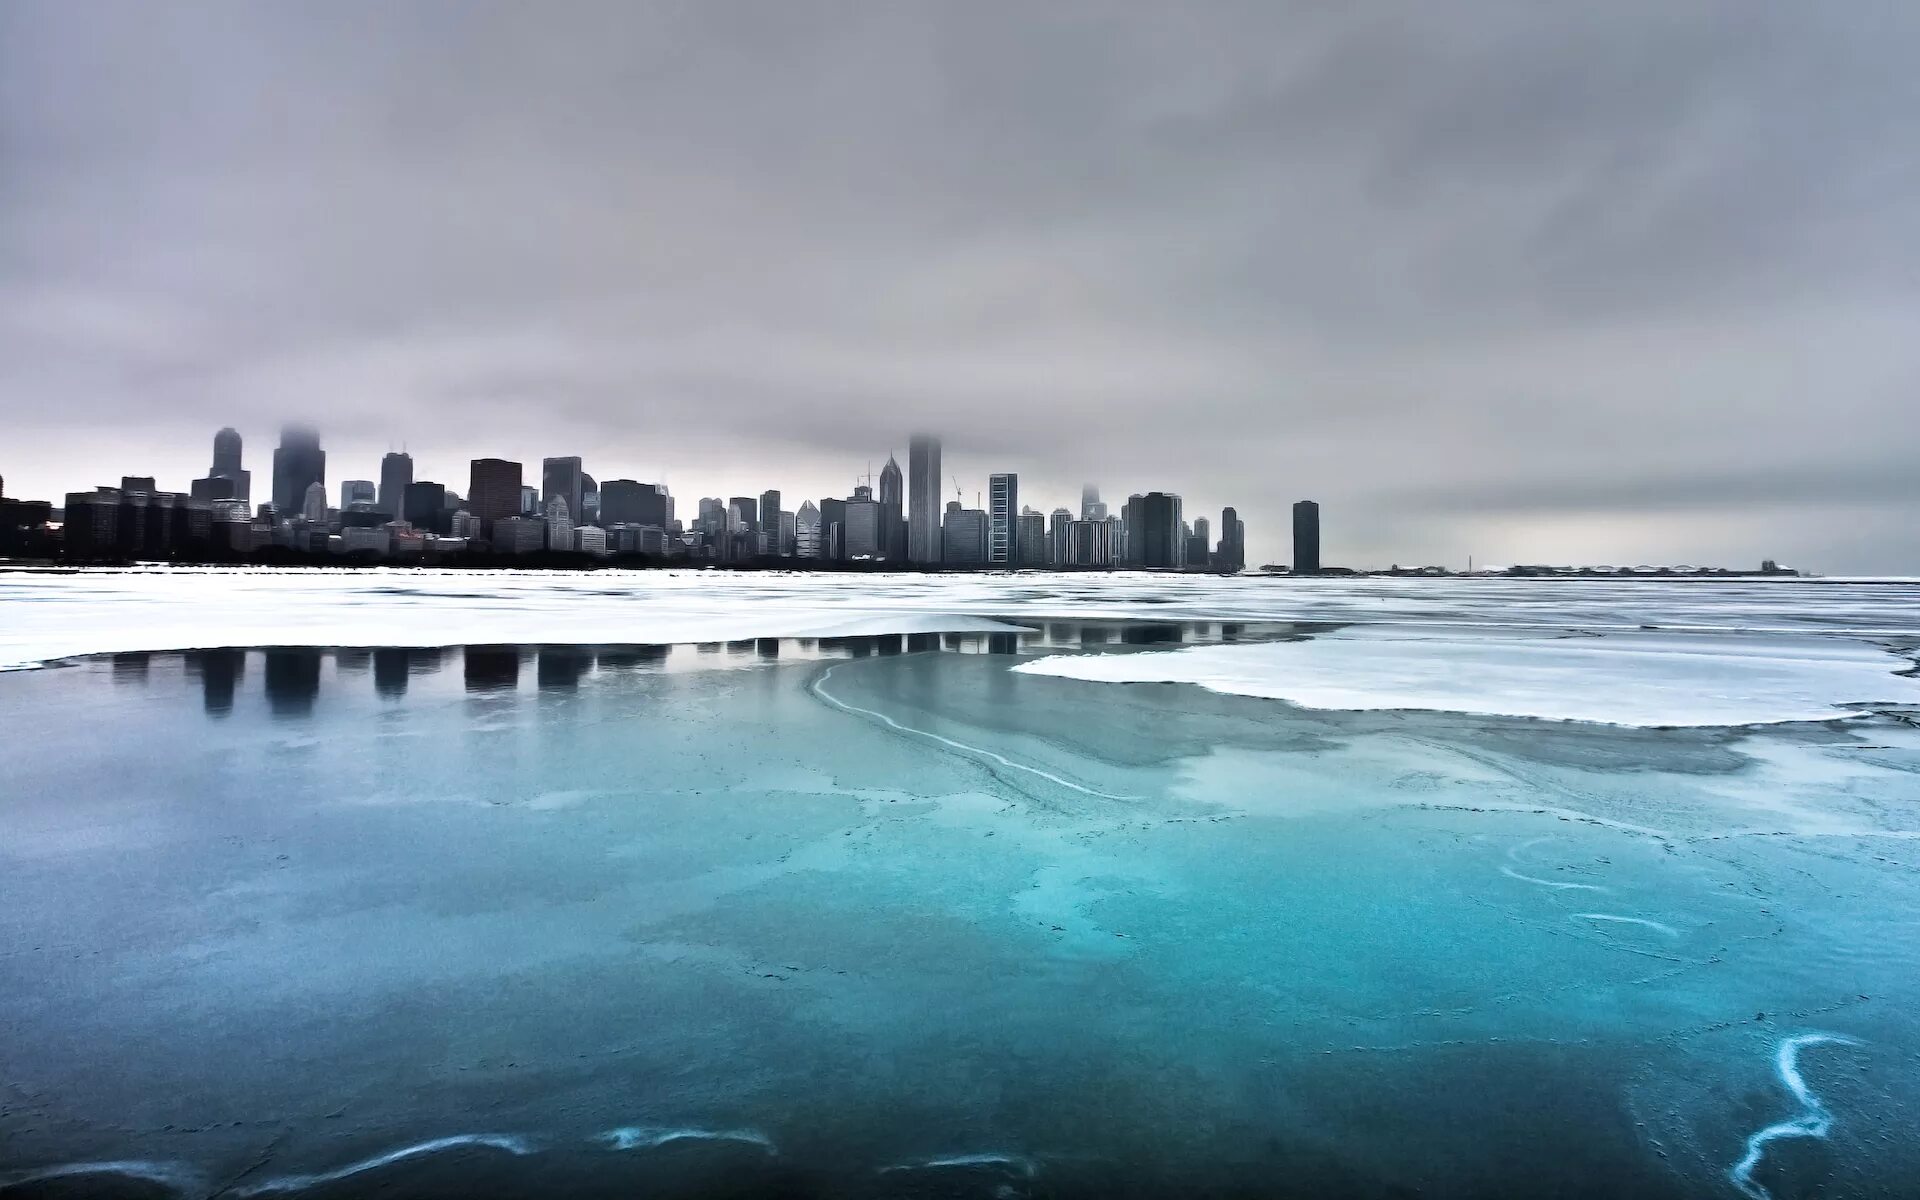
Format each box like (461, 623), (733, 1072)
(84, 620), (1298, 720)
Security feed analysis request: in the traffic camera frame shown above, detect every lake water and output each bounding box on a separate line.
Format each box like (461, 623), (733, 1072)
(3, 573), (1919, 1198)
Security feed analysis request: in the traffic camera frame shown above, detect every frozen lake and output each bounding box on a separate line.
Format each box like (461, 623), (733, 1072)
(3, 571), (1919, 1198)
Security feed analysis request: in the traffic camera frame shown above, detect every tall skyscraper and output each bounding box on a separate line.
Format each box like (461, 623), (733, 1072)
(1138, 492), (1186, 569)
(600, 480), (670, 528)
(1080, 484), (1107, 522)
(340, 480), (376, 508)
(987, 473), (1018, 565)
(878, 455), (907, 560)
(795, 501), (822, 558)
(759, 490), (781, 533)
(271, 425), (326, 517)
(402, 481), (447, 532)
(544, 495), (574, 551)
(942, 500), (988, 564)
(1293, 500), (1321, 574)
(1218, 506), (1245, 572)
(1049, 508), (1072, 566)
(520, 485), (539, 514)
(542, 458), (584, 528)
(1017, 509), (1047, 566)
(580, 474), (599, 526)
(729, 496), (760, 533)
(300, 481), (328, 525)
(468, 458), (523, 528)
(205, 427), (250, 502)
(369, 451), (411, 517)
(908, 434), (942, 564)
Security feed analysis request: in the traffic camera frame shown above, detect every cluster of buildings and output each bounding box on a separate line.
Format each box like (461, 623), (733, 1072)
(9, 427), (1264, 571)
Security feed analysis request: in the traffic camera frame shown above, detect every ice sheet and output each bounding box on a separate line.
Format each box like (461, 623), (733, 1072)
(3, 567), (1918, 672)
(1013, 630), (1920, 726)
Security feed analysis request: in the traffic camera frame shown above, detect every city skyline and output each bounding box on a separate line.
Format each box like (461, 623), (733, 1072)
(5, 5), (1917, 572)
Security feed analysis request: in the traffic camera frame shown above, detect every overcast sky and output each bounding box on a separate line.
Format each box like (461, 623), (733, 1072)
(4, 2), (1917, 570)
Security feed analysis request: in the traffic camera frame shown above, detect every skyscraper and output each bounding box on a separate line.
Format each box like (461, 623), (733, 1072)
(908, 434), (942, 564)
(942, 500), (988, 564)
(988, 473), (1018, 565)
(1218, 506), (1245, 572)
(300, 481), (328, 525)
(468, 459), (523, 529)
(878, 455), (906, 560)
(378, 451), (413, 517)
(340, 480), (376, 508)
(600, 480), (670, 528)
(1293, 500), (1321, 574)
(544, 495), (573, 551)
(759, 490), (781, 534)
(542, 458), (584, 528)
(271, 425), (325, 517)
(1018, 509), (1047, 566)
(1049, 508), (1072, 566)
(1080, 484), (1107, 522)
(402, 481), (447, 532)
(795, 501), (822, 558)
(205, 427), (250, 503)
(520, 485), (539, 515)
(729, 496), (760, 533)
(1137, 492), (1186, 570)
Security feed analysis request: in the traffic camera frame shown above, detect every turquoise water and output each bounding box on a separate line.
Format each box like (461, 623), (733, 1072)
(3, 630), (1918, 1198)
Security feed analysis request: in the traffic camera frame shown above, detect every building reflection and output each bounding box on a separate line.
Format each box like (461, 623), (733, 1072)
(187, 648), (245, 715)
(464, 645), (521, 693)
(756, 638), (780, 659)
(537, 647), (591, 691)
(111, 652), (150, 684)
(596, 645), (670, 669)
(263, 648), (323, 717)
(373, 647), (411, 697)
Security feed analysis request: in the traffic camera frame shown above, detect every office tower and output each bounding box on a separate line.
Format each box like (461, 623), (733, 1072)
(843, 486), (882, 558)
(729, 496), (760, 532)
(1018, 509), (1047, 566)
(120, 476), (156, 493)
(520, 485), (539, 514)
(300, 481), (329, 525)
(1081, 483), (1107, 522)
(908, 434), (942, 563)
(63, 490), (120, 556)
(468, 458), (523, 528)
(1218, 506), (1245, 572)
(778, 509), (797, 556)
(987, 473), (1018, 565)
(544, 495), (573, 550)
(795, 500), (822, 558)
(190, 475), (237, 502)
(580, 474), (599, 526)
(1293, 500), (1321, 573)
(270, 426), (326, 514)
(376, 451), (412, 516)
(760, 489), (781, 531)
(340, 480), (376, 508)
(491, 516), (545, 554)
(401, 481), (446, 531)
(1049, 508), (1072, 566)
(206, 428), (251, 503)
(542, 457), (585, 527)
(1137, 492), (1185, 569)
(697, 497), (725, 536)
(449, 510), (480, 539)
(876, 455), (906, 560)
(942, 500), (988, 564)
(600, 480), (671, 527)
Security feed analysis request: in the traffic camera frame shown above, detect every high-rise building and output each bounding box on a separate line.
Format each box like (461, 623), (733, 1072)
(544, 495), (574, 551)
(908, 434), (942, 564)
(1081, 484), (1107, 522)
(468, 458), (523, 528)
(877, 455), (906, 560)
(843, 486), (883, 558)
(942, 500), (988, 564)
(519, 485), (539, 515)
(795, 500), (822, 559)
(1017, 509), (1047, 566)
(542, 458), (585, 528)
(600, 480), (671, 528)
(1293, 500), (1321, 574)
(1137, 492), (1185, 570)
(271, 425), (326, 517)
(340, 480), (376, 508)
(1049, 508), (1072, 566)
(777, 509), (797, 557)
(377, 451), (413, 517)
(492, 516), (545, 554)
(580, 475), (600, 526)
(300, 481), (329, 525)
(1217, 506), (1245, 572)
(402, 481), (447, 532)
(204, 427), (250, 502)
(729, 496), (760, 533)
(759, 490), (781, 531)
(987, 473), (1018, 565)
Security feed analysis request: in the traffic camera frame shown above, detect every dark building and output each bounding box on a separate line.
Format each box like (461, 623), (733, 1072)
(1217, 506), (1245, 572)
(402, 481), (448, 533)
(908, 434), (942, 564)
(1293, 500), (1321, 574)
(729, 496), (759, 532)
(271, 425), (326, 517)
(120, 476), (156, 493)
(878, 455), (906, 560)
(759, 489), (781, 535)
(1137, 492), (1186, 570)
(600, 480), (670, 528)
(468, 458), (523, 529)
(377, 451), (413, 517)
(212, 427), (249, 499)
(190, 475), (238, 502)
(542, 457), (584, 528)
(63, 489), (120, 556)
(819, 497), (847, 561)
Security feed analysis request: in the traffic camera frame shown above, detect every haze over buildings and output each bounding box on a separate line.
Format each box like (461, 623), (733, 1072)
(3, 5), (1917, 570)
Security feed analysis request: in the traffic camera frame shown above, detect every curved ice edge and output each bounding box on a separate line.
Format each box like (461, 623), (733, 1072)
(597, 1126), (777, 1154)
(0, 1159), (206, 1193)
(231, 1134), (535, 1196)
(1727, 1033), (1861, 1200)
(878, 1152), (1039, 1177)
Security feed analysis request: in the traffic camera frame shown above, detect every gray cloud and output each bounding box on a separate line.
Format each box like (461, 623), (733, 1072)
(3, 1), (1917, 570)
